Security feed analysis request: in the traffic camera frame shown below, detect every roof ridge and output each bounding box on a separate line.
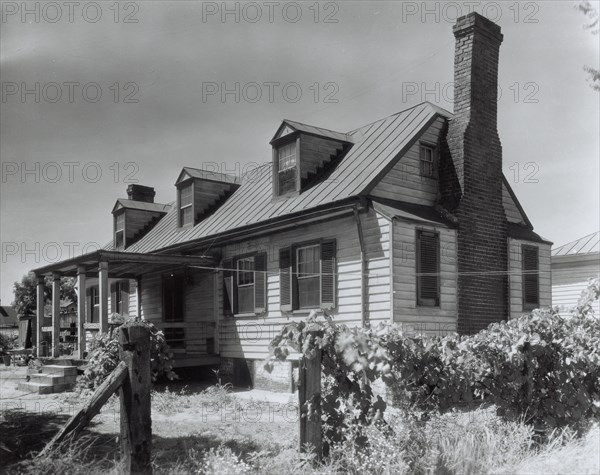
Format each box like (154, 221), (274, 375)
(347, 101), (448, 135)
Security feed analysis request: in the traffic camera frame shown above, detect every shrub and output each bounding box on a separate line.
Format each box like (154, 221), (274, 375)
(76, 318), (177, 392)
(268, 279), (600, 448)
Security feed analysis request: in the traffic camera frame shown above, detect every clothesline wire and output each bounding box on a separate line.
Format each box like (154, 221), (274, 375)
(187, 264), (552, 278)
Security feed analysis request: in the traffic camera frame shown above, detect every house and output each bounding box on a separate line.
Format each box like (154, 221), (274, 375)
(31, 13), (551, 391)
(552, 232), (600, 316)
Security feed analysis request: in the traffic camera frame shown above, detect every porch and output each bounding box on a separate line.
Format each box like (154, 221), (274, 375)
(33, 250), (220, 366)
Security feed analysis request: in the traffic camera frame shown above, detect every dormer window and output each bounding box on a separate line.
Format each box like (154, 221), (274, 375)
(179, 182), (193, 226)
(114, 212), (125, 249)
(277, 141), (298, 195)
(270, 119), (353, 199)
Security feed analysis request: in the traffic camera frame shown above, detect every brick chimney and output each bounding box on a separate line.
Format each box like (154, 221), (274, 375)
(127, 184), (155, 203)
(443, 13), (508, 333)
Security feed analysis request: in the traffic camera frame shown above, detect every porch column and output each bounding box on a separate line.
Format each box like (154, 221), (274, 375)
(99, 261), (109, 334)
(36, 275), (45, 357)
(77, 266), (86, 359)
(52, 272), (61, 357)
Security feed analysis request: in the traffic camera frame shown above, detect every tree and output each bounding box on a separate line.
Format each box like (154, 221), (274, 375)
(577, 1), (600, 91)
(12, 272), (77, 317)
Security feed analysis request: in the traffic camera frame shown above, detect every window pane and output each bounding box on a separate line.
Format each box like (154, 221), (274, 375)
(278, 142), (296, 171)
(238, 286), (254, 313)
(180, 184), (193, 207)
(115, 213), (125, 231)
(278, 168), (297, 195)
(115, 230), (124, 249)
(297, 245), (320, 277)
(298, 276), (320, 308)
(237, 258), (255, 286)
(420, 145), (434, 177)
(180, 206), (193, 226)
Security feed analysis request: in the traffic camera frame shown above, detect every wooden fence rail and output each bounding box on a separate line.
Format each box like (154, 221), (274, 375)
(38, 323), (153, 475)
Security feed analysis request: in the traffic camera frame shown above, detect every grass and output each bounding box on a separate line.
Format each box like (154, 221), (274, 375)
(2, 382), (598, 474)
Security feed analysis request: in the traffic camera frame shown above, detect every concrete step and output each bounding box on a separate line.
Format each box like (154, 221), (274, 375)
(17, 381), (54, 395)
(29, 373), (77, 385)
(18, 380), (76, 394)
(41, 365), (78, 376)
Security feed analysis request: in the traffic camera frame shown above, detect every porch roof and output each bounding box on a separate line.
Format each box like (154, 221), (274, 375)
(32, 250), (218, 278)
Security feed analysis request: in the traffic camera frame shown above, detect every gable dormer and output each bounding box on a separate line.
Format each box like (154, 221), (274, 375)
(112, 185), (169, 250)
(175, 167), (240, 228)
(270, 119), (353, 198)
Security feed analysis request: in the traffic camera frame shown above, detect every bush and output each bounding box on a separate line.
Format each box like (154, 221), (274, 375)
(76, 318), (177, 392)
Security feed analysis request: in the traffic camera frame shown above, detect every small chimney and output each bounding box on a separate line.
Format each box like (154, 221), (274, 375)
(444, 13), (508, 333)
(127, 184), (155, 203)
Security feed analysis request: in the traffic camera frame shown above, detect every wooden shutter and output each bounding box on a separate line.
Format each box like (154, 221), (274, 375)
(279, 248), (293, 312)
(86, 287), (92, 324)
(110, 282), (117, 315)
(320, 239), (337, 309)
(254, 253), (267, 313)
(121, 281), (130, 316)
(522, 245), (539, 309)
(223, 258), (236, 315)
(417, 231), (440, 306)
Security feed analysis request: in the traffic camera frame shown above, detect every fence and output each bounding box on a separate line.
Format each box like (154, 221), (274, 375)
(39, 323), (152, 474)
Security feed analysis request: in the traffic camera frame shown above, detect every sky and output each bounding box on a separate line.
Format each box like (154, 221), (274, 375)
(1, 1), (599, 305)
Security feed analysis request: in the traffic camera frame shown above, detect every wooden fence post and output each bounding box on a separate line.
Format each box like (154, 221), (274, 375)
(119, 324), (152, 474)
(298, 347), (322, 460)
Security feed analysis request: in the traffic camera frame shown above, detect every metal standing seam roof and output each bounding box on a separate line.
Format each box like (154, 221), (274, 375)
(123, 102), (450, 254)
(552, 231), (600, 257)
(113, 199), (171, 213)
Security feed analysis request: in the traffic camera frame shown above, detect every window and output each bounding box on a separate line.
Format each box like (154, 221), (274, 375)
(416, 230), (440, 307)
(111, 281), (129, 315)
(164, 327), (185, 349)
(297, 244), (321, 308)
(223, 253), (267, 316)
(114, 212), (125, 249)
(237, 257), (255, 313)
(522, 245), (539, 310)
(278, 141), (297, 195)
(90, 286), (99, 323)
(163, 274), (185, 322)
(279, 240), (336, 312)
(278, 141), (296, 171)
(420, 144), (435, 178)
(179, 182), (193, 226)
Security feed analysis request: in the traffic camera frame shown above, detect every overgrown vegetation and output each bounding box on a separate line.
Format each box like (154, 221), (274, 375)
(268, 279), (600, 451)
(76, 317), (177, 393)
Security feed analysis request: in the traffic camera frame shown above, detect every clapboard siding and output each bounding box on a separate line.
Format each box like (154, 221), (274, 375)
(392, 219), (458, 334)
(552, 258), (599, 316)
(218, 209), (390, 359)
(508, 238), (552, 318)
(370, 117), (445, 206)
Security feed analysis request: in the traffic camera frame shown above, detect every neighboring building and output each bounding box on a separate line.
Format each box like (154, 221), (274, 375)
(32, 13), (551, 391)
(0, 305), (19, 339)
(552, 232), (600, 316)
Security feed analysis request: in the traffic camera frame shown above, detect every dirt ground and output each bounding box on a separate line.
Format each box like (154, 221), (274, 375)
(0, 363), (299, 471)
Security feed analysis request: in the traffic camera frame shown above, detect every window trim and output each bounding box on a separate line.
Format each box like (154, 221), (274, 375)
(416, 229), (441, 308)
(419, 142), (436, 178)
